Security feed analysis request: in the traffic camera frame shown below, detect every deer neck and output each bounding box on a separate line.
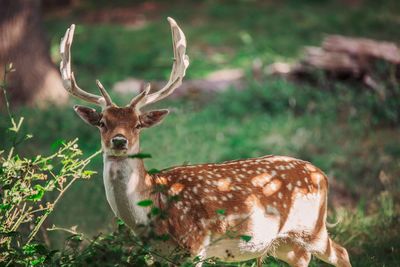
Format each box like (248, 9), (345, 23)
(102, 145), (152, 231)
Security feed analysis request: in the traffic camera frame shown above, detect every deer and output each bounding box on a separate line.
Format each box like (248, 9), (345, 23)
(59, 18), (351, 267)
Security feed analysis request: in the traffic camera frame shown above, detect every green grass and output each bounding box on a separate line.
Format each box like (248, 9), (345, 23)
(45, 0), (400, 88)
(1, 0), (400, 265)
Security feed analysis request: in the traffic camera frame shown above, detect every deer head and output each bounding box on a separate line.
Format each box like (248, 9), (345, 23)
(59, 18), (189, 156)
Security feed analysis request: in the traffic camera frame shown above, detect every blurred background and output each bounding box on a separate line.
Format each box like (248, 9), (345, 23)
(1, 0), (399, 265)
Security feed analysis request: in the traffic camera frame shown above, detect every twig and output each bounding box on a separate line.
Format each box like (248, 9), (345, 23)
(26, 149), (102, 244)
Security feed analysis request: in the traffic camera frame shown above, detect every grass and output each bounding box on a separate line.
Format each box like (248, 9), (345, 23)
(1, 0), (400, 265)
(45, 0), (400, 87)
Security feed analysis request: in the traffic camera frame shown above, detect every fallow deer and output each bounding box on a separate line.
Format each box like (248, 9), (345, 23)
(60, 18), (351, 267)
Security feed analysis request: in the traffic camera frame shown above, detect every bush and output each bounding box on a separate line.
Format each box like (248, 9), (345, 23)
(0, 64), (99, 266)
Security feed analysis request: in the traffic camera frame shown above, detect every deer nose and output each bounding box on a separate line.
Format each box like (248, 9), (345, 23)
(111, 135), (127, 149)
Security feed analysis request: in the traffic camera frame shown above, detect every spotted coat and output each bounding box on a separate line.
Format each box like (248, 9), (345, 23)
(151, 155), (328, 255)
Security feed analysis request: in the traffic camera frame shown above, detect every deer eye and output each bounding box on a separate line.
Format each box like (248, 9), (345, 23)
(134, 123), (141, 129)
(99, 121), (106, 129)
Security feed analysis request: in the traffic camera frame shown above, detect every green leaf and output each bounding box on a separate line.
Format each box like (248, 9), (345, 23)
(23, 243), (47, 255)
(67, 234), (83, 242)
(216, 209), (226, 215)
(43, 164), (53, 171)
(168, 195), (180, 202)
(27, 184), (45, 201)
(82, 170), (97, 178)
(156, 233), (170, 241)
(193, 256), (201, 262)
(240, 235), (252, 242)
(128, 153), (152, 159)
(23, 244), (36, 255)
(151, 207), (161, 216)
(117, 219), (125, 226)
(147, 168), (161, 175)
(30, 257), (46, 266)
(51, 139), (65, 151)
(137, 199), (153, 207)
(0, 203), (11, 211)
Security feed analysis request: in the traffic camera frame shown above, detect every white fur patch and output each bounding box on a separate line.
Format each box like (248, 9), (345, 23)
(204, 206), (280, 262)
(281, 193), (322, 233)
(103, 155), (149, 229)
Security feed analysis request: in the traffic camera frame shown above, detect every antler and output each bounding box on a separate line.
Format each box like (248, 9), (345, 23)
(130, 17), (190, 109)
(60, 24), (113, 108)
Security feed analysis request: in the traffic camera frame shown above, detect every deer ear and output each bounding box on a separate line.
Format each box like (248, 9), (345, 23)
(73, 105), (102, 126)
(139, 109), (169, 128)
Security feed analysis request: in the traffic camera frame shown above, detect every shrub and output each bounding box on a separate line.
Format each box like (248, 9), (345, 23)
(0, 64), (99, 266)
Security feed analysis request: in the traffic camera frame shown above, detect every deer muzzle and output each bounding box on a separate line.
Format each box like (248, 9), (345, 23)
(111, 134), (128, 150)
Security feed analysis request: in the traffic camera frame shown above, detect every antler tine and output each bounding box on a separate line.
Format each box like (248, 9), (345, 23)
(96, 80), (113, 106)
(129, 83), (151, 108)
(60, 24), (112, 108)
(133, 17), (189, 109)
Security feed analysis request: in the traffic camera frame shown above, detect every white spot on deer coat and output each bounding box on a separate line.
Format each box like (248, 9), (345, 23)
(286, 183), (293, 191)
(251, 174), (272, 187)
(263, 179), (282, 197)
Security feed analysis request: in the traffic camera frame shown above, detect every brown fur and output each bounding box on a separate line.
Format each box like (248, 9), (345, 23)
(100, 107), (140, 147)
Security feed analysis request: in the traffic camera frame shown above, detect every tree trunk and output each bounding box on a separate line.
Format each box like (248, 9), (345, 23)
(0, 0), (67, 106)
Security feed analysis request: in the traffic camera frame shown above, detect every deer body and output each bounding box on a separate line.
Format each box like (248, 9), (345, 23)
(59, 18), (351, 267)
(155, 157), (335, 264)
(102, 152), (350, 266)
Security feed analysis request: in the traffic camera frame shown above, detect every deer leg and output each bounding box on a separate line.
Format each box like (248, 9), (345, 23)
(193, 239), (208, 267)
(309, 228), (351, 267)
(274, 242), (311, 267)
(191, 249), (205, 267)
(256, 257), (263, 267)
(314, 238), (351, 267)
